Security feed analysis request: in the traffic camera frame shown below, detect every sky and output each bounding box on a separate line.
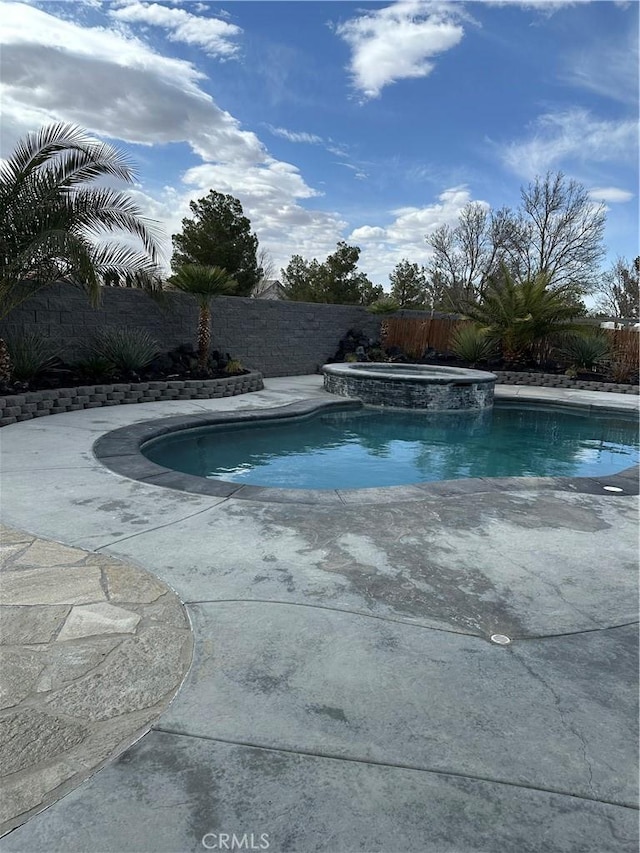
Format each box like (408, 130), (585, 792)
(1, 0), (638, 290)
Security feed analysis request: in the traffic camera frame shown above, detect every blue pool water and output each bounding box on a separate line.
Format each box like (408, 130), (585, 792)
(142, 403), (639, 490)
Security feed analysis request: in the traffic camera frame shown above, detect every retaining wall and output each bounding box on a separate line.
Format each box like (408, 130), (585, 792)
(4, 369), (636, 428)
(493, 371), (639, 394)
(0, 372), (264, 427)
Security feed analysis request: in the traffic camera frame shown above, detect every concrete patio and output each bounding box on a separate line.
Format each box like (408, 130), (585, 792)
(0, 375), (638, 852)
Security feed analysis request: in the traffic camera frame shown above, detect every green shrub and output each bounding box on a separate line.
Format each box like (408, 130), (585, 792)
(224, 359), (243, 375)
(90, 328), (159, 373)
(460, 268), (580, 364)
(6, 332), (60, 381)
(558, 332), (611, 371)
(450, 324), (497, 364)
(367, 297), (400, 315)
(74, 355), (116, 383)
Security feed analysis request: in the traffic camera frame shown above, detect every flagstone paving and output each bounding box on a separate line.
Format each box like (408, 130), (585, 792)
(0, 525), (193, 835)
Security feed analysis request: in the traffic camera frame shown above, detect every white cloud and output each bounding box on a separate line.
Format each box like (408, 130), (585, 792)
(350, 226), (386, 241)
(563, 31), (639, 106)
(334, 0), (465, 100)
(499, 109), (638, 178)
(0, 2), (346, 275)
(265, 126), (370, 181)
(485, 1), (587, 11)
(336, 162), (369, 180)
(588, 187), (634, 204)
(266, 125), (324, 145)
(110, 1), (242, 58)
(347, 186), (480, 284)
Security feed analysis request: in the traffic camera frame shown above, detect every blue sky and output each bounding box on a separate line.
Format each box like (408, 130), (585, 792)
(1, 0), (638, 289)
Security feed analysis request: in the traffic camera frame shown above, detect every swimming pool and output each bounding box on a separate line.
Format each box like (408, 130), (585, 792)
(141, 402), (640, 490)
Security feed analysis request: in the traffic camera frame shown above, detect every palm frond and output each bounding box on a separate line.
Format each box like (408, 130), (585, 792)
(0, 228), (100, 318)
(168, 264), (237, 305)
(0, 122), (133, 188)
(457, 266), (582, 362)
(0, 122), (165, 319)
(69, 187), (162, 260)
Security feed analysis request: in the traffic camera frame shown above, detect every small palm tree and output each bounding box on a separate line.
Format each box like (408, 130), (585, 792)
(460, 267), (581, 365)
(0, 122), (163, 381)
(168, 264), (237, 370)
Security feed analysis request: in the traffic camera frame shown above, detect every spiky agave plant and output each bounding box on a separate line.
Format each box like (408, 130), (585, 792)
(558, 331), (611, 372)
(0, 122), (163, 381)
(168, 265), (237, 370)
(450, 323), (497, 365)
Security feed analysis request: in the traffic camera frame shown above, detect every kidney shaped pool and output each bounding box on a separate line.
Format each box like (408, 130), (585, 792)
(141, 402), (640, 490)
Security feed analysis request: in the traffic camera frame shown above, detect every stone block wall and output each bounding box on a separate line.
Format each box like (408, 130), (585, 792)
(323, 371), (495, 410)
(0, 285), (382, 377)
(0, 372), (264, 426)
(493, 371), (639, 394)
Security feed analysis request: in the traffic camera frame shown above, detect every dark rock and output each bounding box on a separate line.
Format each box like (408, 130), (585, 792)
(385, 346), (405, 360)
(148, 354), (173, 375)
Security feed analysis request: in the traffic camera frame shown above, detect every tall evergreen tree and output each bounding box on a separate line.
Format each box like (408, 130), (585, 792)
(171, 191), (260, 296)
(389, 260), (428, 308)
(281, 242), (380, 305)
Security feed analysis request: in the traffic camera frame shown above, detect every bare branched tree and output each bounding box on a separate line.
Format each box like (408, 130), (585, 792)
(426, 202), (515, 304)
(426, 173), (607, 311)
(594, 257), (639, 320)
(251, 247), (277, 297)
(511, 172), (606, 293)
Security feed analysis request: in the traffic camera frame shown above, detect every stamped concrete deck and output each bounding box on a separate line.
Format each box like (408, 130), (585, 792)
(0, 375), (638, 852)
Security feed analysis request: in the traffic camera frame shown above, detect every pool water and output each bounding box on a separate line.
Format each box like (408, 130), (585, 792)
(143, 403), (639, 490)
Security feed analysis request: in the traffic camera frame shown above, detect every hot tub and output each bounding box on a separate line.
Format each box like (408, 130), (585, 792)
(321, 362), (497, 410)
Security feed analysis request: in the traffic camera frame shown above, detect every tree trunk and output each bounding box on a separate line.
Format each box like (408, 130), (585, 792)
(0, 338), (11, 383)
(197, 304), (211, 371)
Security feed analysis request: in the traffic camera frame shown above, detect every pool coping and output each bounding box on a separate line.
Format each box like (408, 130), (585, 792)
(93, 394), (640, 505)
(322, 362), (497, 384)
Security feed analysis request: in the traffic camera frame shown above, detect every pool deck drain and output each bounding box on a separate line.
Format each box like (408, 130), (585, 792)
(0, 376), (638, 853)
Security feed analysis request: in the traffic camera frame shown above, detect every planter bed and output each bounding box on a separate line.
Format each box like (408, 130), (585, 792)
(0, 371), (264, 426)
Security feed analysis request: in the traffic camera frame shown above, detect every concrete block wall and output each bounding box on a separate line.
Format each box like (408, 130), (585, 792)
(209, 297), (382, 377)
(0, 285), (383, 377)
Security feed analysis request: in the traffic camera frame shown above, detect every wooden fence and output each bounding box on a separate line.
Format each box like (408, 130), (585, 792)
(381, 316), (464, 358)
(380, 315), (639, 371)
(608, 328), (640, 373)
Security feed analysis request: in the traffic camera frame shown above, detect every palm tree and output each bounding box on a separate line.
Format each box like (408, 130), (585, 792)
(0, 122), (163, 381)
(168, 264), (237, 371)
(459, 267), (581, 366)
